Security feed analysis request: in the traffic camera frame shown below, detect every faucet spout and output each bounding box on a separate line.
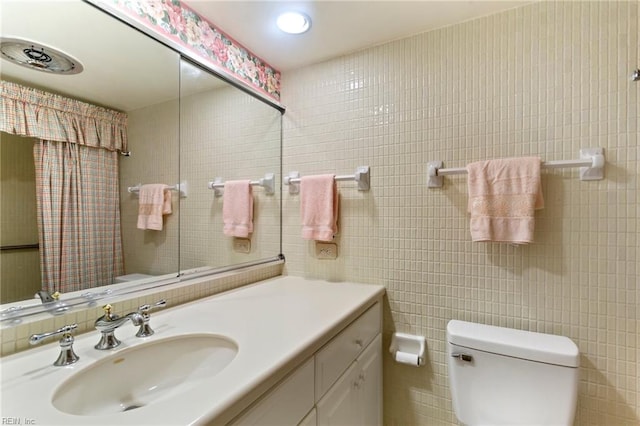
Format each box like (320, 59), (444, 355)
(95, 311), (143, 333)
(94, 304), (143, 350)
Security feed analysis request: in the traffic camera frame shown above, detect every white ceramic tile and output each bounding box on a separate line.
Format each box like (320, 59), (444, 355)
(281, 1), (639, 424)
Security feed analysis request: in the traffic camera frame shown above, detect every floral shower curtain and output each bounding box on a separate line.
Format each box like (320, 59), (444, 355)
(1, 80), (126, 292)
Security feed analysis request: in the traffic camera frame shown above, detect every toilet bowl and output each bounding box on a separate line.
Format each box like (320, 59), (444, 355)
(447, 320), (579, 425)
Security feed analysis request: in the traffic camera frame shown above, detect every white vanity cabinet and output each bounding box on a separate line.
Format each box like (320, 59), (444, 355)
(316, 334), (382, 426)
(315, 301), (381, 399)
(1, 277), (386, 426)
(357, 334), (383, 426)
(315, 301), (382, 426)
(229, 357), (315, 426)
(229, 302), (382, 426)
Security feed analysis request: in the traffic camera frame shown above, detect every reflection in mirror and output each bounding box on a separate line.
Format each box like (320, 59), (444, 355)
(179, 60), (282, 273)
(118, 82), (179, 281)
(1, 1), (283, 317)
(0, 0), (180, 305)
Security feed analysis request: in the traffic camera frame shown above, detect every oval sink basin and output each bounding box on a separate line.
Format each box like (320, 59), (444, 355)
(52, 334), (238, 416)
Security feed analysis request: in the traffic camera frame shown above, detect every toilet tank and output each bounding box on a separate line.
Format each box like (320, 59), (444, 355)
(447, 320), (579, 426)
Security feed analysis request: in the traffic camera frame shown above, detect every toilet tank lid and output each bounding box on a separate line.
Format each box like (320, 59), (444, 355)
(447, 320), (579, 367)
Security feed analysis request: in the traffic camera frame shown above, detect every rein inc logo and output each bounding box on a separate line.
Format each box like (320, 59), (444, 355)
(1, 418), (35, 425)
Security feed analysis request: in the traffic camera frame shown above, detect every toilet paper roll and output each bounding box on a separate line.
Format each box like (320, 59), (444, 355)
(394, 351), (420, 366)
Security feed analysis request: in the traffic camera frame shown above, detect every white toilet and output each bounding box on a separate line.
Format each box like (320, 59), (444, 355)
(447, 320), (579, 426)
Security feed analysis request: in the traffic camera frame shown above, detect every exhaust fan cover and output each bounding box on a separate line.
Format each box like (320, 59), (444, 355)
(0, 37), (83, 75)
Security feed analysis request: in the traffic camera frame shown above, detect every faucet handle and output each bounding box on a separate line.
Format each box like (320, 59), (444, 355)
(137, 299), (167, 314)
(29, 324), (80, 366)
(99, 303), (122, 322)
(102, 303), (114, 317)
(135, 299), (167, 338)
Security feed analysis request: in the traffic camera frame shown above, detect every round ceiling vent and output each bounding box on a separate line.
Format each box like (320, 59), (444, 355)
(0, 37), (83, 75)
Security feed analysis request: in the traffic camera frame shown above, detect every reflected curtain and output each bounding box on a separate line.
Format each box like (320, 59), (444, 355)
(1, 80), (128, 292)
(0, 80), (128, 151)
(34, 141), (124, 292)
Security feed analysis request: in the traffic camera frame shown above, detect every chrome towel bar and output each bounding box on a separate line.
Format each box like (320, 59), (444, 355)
(427, 148), (605, 188)
(127, 182), (188, 197)
(284, 166), (370, 194)
(208, 173), (275, 197)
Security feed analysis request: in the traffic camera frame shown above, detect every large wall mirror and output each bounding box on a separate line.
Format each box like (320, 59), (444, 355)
(179, 59), (282, 274)
(0, 1), (282, 313)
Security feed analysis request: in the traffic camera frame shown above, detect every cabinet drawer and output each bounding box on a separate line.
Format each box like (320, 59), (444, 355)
(316, 334), (382, 426)
(315, 302), (381, 400)
(231, 357), (315, 426)
(316, 356), (360, 425)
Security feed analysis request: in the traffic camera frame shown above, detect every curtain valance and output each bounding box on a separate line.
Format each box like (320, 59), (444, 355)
(0, 80), (128, 152)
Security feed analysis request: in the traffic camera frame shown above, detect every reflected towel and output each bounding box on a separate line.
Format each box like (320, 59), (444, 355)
(223, 180), (254, 238)
(467, 157), (544, 244)
(137, 184), (172, 231)
(300, 174), (338, 242)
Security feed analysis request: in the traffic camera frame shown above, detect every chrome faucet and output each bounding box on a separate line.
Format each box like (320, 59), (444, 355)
(94, 300), (167, 350)
(35, 290), (59, 303)
(30, 323), (80, 366)
(34, 290), (69, 315)
(134, 300), (167, 337)
(94, 304), (142, 350)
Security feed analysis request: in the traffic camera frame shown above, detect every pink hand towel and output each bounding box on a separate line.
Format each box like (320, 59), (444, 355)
(467, 157), (544, 244)
(137, 184), (172, 231)
(300, 174), (338, 242)
(223, 180), (254, 238)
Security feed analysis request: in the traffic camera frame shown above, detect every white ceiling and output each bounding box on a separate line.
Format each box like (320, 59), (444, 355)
(186, 0), (528, 71)
(0, 0), (180, 111)
(0, 0), (529, 111)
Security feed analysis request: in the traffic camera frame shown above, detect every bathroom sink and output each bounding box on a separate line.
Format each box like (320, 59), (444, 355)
(52, 334), (238, 416)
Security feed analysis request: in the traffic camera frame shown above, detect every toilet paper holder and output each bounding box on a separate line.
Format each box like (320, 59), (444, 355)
(389, 332), (426, 367)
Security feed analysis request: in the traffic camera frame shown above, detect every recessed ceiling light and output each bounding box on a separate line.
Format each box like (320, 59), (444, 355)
(276, 12), (311, 35)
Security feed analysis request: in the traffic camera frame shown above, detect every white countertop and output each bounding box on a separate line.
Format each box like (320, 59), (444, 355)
(0, 276), (385, 425)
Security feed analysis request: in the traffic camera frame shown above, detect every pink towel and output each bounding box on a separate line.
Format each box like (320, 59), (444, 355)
(467, 157), (544, 244)
(223, 180), (254, 238)
(137, 184), (172, 231)
(300, 174), (338, 242)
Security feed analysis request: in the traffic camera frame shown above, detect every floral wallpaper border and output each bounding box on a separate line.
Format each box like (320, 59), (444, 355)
(109, 0), (281, 102)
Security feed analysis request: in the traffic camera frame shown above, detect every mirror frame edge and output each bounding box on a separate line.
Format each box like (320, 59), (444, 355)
(84, 0), (286, 113)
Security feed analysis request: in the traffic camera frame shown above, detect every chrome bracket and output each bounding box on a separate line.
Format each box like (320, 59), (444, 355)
(451, 352), (473, 362)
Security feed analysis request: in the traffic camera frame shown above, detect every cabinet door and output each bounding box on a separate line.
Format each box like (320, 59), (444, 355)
(316, 360), (360, 426)
(357, 334), (382, 426)
(317, 334), (382, 426)
(315, 303), (381, 400)
(231, 358), (315, 426)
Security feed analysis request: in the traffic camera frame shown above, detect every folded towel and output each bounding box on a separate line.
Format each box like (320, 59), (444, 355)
(300, 174), (338, 242)
(467, 157), (544, 244)
(223, 180), (254, 238)
(137, 184), (172, 231)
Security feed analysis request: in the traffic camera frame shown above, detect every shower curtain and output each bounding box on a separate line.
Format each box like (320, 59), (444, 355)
(1, 80), (127, 292)
(34, 141), (124, 292)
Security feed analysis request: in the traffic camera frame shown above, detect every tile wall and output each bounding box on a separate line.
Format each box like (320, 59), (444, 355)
(180, 84), (281, 270)
(121, 83), (282, 276)
(281, 1), (638, 424)
(0, 261), (283, 356)
(121, 99), (181, 276)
